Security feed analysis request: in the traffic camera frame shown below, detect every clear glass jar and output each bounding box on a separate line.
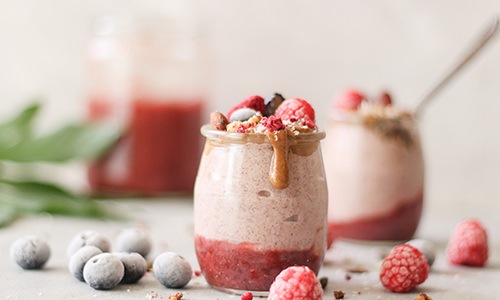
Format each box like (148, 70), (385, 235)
(85, 8), (209, 196)
(194, 125), (328, 295)
(324, 109), (424, 245)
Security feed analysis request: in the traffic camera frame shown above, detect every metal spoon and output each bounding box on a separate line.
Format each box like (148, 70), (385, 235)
(413, 15), (499, 118)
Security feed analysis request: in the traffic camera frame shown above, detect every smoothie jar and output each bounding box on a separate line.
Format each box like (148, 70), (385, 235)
(324, 92), (424, 244)
(194, 123), (328, 295)
(86, 9), (209, 196)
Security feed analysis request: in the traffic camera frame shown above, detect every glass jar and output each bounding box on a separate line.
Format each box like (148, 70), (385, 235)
(194, 125), (328, 295)
(324, 109), (424, 245)
(85, 8), (209, 196)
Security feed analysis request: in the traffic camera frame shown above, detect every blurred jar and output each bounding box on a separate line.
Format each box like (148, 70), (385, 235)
(324, 96), (424, 245)
(86, 6), (210, 197)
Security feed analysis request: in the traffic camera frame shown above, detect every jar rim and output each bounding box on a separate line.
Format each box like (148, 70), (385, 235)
(200, 124), (326, 143)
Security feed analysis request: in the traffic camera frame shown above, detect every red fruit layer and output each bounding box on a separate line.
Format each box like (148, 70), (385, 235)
(327, 190), (423, 246)
(195, 236), (323, 292)
(88, 98), (204, 196)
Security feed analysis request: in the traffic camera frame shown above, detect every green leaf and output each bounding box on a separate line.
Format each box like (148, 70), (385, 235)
(0, 102), (41, 148)
(0, 179), (122, 228)
(0, 122), (122, 163)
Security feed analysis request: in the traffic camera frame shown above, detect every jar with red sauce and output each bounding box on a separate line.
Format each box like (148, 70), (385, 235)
(194, 124), (328, 295)
(324, 91), (424, 245)
(86, 7), (209, 196)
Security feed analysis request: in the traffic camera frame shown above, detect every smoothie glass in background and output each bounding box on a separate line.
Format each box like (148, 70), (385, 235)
(194, 97), (328, 295)
(324, 90), (424, 246)
(85, 8), (209, 196)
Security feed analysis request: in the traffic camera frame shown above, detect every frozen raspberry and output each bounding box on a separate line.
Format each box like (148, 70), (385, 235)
(446, 218), (488, 267)
(240, 292), (253, 300)
(274, 98), (315, 122)
(333, 89), (366, 111)
(260, 116), (285, 132)
(379, 244), (429, 293)
(227, 95), (265, 120)
(268, 266), (322, 300)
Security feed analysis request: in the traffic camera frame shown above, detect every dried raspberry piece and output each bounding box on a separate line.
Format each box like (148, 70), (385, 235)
(268, 266), (322, 300)
(227, 95), (265, 120)
(274, 98), (315, 122)
(446, 218), (488, 267)
(333, 89), (365, 111)
(379, 244), (429, 293)
(260, 116), (285, 132)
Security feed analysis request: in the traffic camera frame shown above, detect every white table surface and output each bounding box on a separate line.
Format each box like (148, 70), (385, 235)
(1, 197), (499, 300)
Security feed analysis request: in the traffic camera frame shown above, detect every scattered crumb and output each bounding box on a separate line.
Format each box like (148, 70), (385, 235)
(194, 269), (202, 276)
(169, 292), (183, 300)
(346, 266), (368, 273)
(415, 293), (432, 300)
(319, 276), (328, 289)
(334, 290), (345, 299)
(344, 273), (352, 281)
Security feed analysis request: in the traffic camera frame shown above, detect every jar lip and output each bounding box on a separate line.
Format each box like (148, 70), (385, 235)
(200, 124), (326, 142)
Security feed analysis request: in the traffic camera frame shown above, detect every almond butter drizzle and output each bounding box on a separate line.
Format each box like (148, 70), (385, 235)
(266, 130), (290, 190)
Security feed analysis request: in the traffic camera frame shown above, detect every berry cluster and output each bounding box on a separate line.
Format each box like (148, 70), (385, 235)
(11, 227), (193, 291)
(211, 94), (316, 134)
(332, 88), (393, 111)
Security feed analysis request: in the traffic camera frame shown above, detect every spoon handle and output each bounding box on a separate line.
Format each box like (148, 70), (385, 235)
(413, 16), (499, 117)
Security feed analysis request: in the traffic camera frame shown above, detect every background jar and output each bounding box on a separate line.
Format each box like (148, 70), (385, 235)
(323, 110), (424, 245)
(85, 6), (210, 197)
(193, 125), (328, 295)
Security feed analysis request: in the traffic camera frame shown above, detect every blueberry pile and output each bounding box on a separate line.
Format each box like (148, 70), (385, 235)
(10, 227), (194, 291)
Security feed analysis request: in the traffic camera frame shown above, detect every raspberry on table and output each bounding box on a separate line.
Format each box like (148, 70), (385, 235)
(446, 218), (488, 267)
(268, 266), (323, 300)
(274, 98), (316, 122)
(240, 292), (253, 300)
(226, 95), (265, 120)
(379, 244), (429, 293)
(333, 88), (366, 111)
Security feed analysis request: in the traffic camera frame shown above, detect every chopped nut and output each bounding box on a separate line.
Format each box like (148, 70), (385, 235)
(333, 290), (345, 299)
(415, 293), (432, 300)
(168, 292), (183, 300)
(210, 111), (229, 131)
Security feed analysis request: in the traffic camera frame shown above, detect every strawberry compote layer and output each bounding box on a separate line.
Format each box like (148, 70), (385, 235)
(194, 125), (327, 293)
(324, 105), (424, 245)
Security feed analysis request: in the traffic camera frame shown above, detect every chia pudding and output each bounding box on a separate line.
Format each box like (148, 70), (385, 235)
(324, 90), (424, 245)
(194, 95), (328, 294)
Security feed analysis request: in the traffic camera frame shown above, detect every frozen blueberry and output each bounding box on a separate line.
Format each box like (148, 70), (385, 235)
(67, 230), (111, 257)
(10, 236), (51, 270)
(83, 253), (124, 290)
(115, 252), (148, 284)
(229, 107), (258, 122)
(115, 228), (152, 257)
(406, 239), (436, 267)
(69, 245), (103, 281)
(153, 252), (192, 288)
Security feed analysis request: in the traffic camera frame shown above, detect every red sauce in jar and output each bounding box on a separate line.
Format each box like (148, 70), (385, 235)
(87, 98), (205, 196)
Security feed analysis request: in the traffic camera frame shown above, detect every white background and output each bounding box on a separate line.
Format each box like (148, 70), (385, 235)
(0, 0), (499, 219)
